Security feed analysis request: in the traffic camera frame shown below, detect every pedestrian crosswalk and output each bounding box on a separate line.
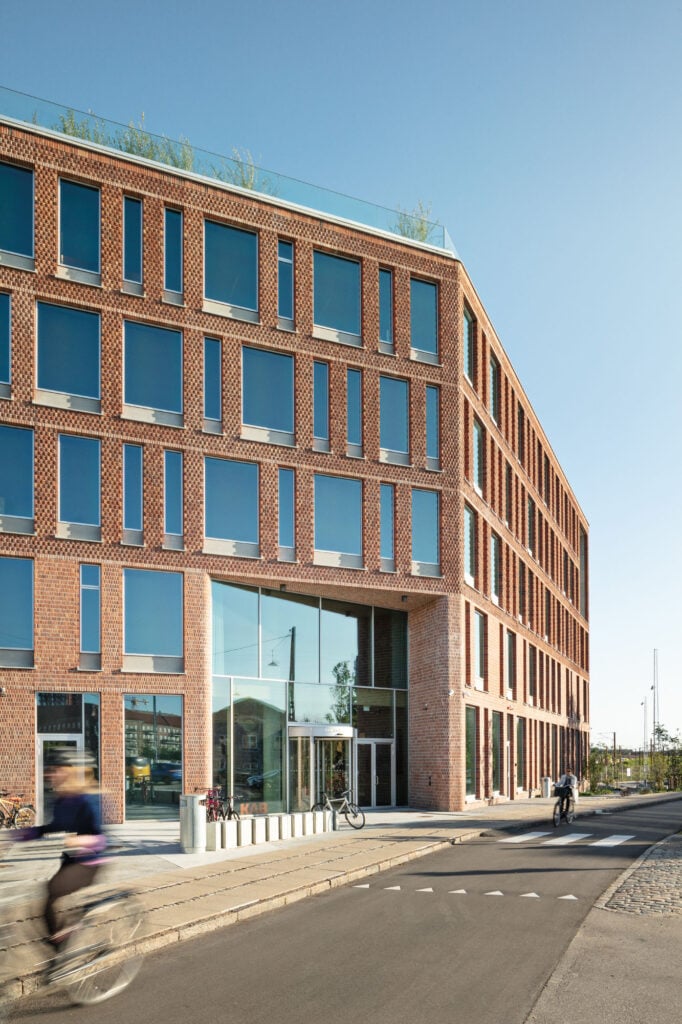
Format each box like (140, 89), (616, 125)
(351, 883), (580, 901)
(499, 831), (636, 848)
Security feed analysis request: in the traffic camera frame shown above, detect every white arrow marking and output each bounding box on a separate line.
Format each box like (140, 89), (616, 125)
(500, 832), (552, 843)
(558, 894), (578, 900)
(485, 890), (504, 896)
(353, 884), (370, 889)
(449, 889), (467, 894)
(384, 886), (401, 891)
(520, 892), (540, 898)
(416, 887), (434, 893)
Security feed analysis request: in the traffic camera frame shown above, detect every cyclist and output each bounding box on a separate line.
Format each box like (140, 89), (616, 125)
(556, 768), (578, 819)
(18, 748), (107, 953)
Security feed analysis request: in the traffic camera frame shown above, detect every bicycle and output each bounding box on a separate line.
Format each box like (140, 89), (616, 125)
(552, 786), (576, 827)
(0, 791), (36, 830)
(199, 787), (240, 822)
(311, 789), (365, 829)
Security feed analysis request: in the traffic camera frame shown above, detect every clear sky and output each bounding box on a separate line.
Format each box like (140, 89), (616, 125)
(2, 0), (679, 750)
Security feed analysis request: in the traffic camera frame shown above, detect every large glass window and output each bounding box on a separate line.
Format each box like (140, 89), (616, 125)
(203, 337), (222, 427)
(0, 292), (9, 386)
(0, 161), (33, 260)
(278, 468), (295, 558)
(37, 302), (100, 403)
(380, 483), (395, 569)
(204, 220), (258, 315)
(124, 693), (183, 817)
(204, 457), (259, 552)
(346, 368), (362, 453)
(59, 179), (100, 275)
(410, 278), (438, 357)
(313, 251), (361, 341)
(411, 488), (439, 572)
(0, 556), (33, 664)
(123, 444), (143, 537)
(463, 307), (475, 382)
(233, 679), (286, 812)
(373, 607), (407, 689)
(164, 208), (183, 295)
(262, 590), (318, 682)
(123, 569), (183, 662)
(58, 434), (100, 533)
(123, 196), (143, 285)
(0, 424), (33, 528)
(322, 598), (371, 687)
(242, 347), (294, 440)
(492, 711), (502, 792)
(124, 320), (182, 417)
(507, 630), (516, 697)
(313, 360), (330, 450)
(212, 581), (259, 677)
(516, 718), (525, 789)
(379, 268), (393, 348)
(80, 564), (101, 658)
(164, 450), (183, 542)
(380, 376), (409, 461)
(491, 532), (501, 603)
(426, 385), (440, 467)
(278, 239), (294, 325)
(490, 354), (500, 423)
(466, 705), (477, 797)
(314, 474), (362, 563)
(474, 609), (486, 686)
(473, 417), (485, 492)
(464, 504), (476, 583)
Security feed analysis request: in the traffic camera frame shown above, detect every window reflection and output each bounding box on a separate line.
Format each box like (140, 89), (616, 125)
(321, 598), (370, 686)
(212, 581), (258, 677)
(288, 682), (351, 725)
(261, 590), (318, 681)
(124, 694), (182, 820)
(233, 680), (285, 812)
(353, 688), (393, 738)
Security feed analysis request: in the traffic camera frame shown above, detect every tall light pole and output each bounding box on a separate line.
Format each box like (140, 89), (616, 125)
(641, 697), (647, 778)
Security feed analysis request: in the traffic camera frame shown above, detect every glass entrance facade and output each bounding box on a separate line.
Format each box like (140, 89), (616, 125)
(211, 581), (408, 812)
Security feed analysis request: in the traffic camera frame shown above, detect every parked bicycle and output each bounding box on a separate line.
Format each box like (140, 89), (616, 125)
(198, 787), (240, 822)
(552, 785), (576, 826)
(312, 789), (365, 829)
(0, 790), (35, 830)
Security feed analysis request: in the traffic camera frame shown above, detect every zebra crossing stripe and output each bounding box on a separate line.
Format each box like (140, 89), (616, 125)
(590, 834), (635, 847)
(544, 833), (592, 846)
(500, 832), (552, 843)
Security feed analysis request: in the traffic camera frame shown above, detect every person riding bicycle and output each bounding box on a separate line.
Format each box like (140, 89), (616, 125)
(17, 748), (107, 952)
(555, 768), (578, 818)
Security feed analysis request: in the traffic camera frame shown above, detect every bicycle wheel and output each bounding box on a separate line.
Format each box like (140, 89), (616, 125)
(11, 805), (35, 829)
(565, 797), (575, 824)
(552, 800), (561, 827)
(57, 892), (144, 1005)
(343, 803), (366, 829)
(310, 802), (326, 813)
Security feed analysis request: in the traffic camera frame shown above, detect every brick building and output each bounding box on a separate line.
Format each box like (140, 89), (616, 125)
(0, 90), (590, 823)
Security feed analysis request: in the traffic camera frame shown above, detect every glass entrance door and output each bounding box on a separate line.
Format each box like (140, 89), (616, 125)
(356, 740), (394, 807)
(289, 734), (312, 811)
(314, 737), (351, 801)
(37, 737), (82, 824)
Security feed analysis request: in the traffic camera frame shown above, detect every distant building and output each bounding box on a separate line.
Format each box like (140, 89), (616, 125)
(0, 89), (589, 823)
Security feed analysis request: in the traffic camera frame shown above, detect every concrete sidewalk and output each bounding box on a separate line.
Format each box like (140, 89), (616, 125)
(2, 792), (681, 1020)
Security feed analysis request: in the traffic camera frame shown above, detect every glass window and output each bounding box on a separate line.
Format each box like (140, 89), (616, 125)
(411, 488), (439, 569)
(203, 337), (222, 424)
(426, 385), (440, 465)
(516, 718), (525, 788)
(204, 220), (258, 312)
(492, 711), (502, 791)
(123, 444), (143, 533)
(529, 644), (537, 700)
(80, 564), (101, 655)
(346, 369), (362, 450)
(321, 598), (371, 687)
(0, 292), (9, 385)
(474, 610), (486, 683)
(211, 580), (259, 677)
(37, 302), (100, 401)
(278, 468), (295, 552)
(491, 532), (501, 602)
(123, 197), (142, 284)
(380, 483), (395, 564)
(528, 497), (536, 554)
(313, 251), (361, 339)
(517, 404), (525, 463)
(262, 590), (319, 682)
(373, 608), (407, 688)
(313, 360), (330, 446)
(473, 417), (484, 491)
(505, 461), (513, 525)
(59, 179), (100, 274)
(465, 705), (477, 796)
(205, 457), (259, 545)
(0, 424), (33, 521)
(124, 320), (182, 414)
(233, 679), (286, 811)
(0, 556), (33, 653)
(123, 568), (183, 657)
(164, 208), (183, 294)
(278, 240), (294, 322)
(463, 307), (475, 382)
(59, 434), (100, 527)
(124, 694), (183, 817)
(314, 474), (362, 556)
(164, 450), (183, 537)
(379, 268), (393, 347)
(380, 376), (409, 456)
(490, 354), (500, 423)
(242, 347), (294, 435)
(464, 504), (476, 582)
(410, 278), (438, 356)
(290, 682), (348, 725)
(0, 161), (33, 258)
(353, 687), (392, 736)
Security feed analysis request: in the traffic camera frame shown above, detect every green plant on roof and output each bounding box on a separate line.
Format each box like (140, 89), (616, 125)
(211, 147), (277, 195)
(394, 200), (435, 243)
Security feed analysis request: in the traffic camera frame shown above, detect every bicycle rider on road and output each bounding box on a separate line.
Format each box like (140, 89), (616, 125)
(556, 768), (578, 818)
(17, 748), (107, 954)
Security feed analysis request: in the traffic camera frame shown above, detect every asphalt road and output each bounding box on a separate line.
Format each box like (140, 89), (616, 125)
(12, 802), (682, 1024)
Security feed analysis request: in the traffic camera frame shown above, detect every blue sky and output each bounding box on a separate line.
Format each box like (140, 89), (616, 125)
(3, 0), (680, 750)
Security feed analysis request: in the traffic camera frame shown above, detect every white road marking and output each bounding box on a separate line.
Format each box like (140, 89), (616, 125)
(449, 889), (467, 894)
(485, 890), (504, 896)
(416, 887), (434, 892)
(543, 833), (592, 846)
(520, 892), (540, 898)
(558, 894), (578, 900)
(500, 832), (552, 843)
(353, 884), (370, 888)
(590, 834), (636, 847)
(384, 885), (401, 891)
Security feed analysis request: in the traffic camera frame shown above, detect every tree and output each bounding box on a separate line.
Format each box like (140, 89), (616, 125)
(211, 147), (277, 194)
(393, 200), (434, 243)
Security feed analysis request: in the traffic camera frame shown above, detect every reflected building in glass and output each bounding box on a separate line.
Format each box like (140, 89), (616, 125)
(0, 88), (589, 821)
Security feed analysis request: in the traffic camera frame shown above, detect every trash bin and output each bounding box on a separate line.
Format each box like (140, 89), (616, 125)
(541, 776), (552, 799)
(179, 793), (206, 854)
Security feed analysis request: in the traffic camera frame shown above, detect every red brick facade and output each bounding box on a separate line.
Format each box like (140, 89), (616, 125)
(0, 117), (589, 821)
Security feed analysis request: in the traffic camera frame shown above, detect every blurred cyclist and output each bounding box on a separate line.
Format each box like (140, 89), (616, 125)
(18, 748), (107, 951)
(556, 768), (578, 818)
